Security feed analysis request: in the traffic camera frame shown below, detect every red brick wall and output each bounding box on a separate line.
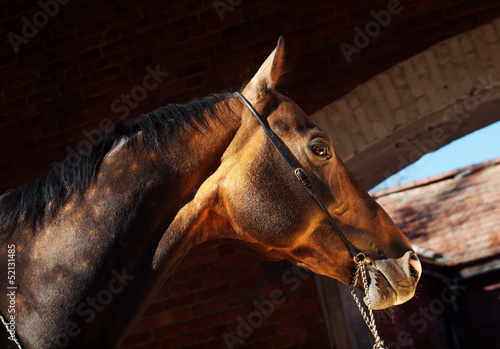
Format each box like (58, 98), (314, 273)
(2, 0), (500, 348)
(2, 0), (500, 192)
(119, 240), (326, 348)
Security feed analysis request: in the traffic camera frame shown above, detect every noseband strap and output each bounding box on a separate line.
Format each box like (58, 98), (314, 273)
(233, 92), (359, 258)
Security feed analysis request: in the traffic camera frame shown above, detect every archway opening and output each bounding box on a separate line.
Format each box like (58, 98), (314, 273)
(371, 120), (500, 192)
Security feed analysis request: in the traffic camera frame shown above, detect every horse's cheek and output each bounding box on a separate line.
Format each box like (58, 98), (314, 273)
(225, 180), (300, 248)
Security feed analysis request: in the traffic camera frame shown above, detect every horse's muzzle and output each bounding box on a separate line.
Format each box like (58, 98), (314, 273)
(366, 251), (422, 309)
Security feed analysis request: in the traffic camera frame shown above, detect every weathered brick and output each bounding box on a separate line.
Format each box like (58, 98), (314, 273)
(173, 264), (208, 282)
(201, 273), (221, 288)
(119, 330), (152, 347)
(156, 312), (174, 326)
(282, 305), (302, 319)
(143, 302), (164, 317)
(222, 305), (253, 322)
(272, 334), (290, 347)
(179, 252), (200, 268)
(197, 284), (230, 301)
(130, 317), (156, 332)
(232, 275), (264, 292)
(162, 294), (197, 310)
(173, 307), (192, 322)
(277, 319), (296, 334)
(208, 298), (226, 312)
(153, 323), (188, 340)
(191, 303), (209, 317)
(188, 313), (221, 331)
(289, 328), (308, 343)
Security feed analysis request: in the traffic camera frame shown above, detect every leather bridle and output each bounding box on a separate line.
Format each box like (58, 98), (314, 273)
(234, 92), (361, 259)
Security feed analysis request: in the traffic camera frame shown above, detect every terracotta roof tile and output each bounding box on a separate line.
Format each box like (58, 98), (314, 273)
(373, 158), (500, 270)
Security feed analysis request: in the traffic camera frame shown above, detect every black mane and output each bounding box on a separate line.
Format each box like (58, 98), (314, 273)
(0, 92), (235, 235)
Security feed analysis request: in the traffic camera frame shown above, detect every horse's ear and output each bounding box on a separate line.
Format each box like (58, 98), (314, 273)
(243, 36), (286, 101)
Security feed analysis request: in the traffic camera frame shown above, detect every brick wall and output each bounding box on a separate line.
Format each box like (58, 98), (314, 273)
(119, 239), (326, 348)
(2, 0), (500, 347)
(2, 0), (500, 192)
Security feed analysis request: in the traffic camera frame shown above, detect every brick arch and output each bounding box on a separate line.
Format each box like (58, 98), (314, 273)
(311, 17), (500, 190)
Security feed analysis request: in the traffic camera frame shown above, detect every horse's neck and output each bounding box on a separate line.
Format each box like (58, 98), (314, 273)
(10, 105), (242, 348)
(83, 104), (242, 260)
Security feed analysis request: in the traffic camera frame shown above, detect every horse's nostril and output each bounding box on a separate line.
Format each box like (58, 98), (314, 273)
(408, 252), (422, 281)
(409, 264), (418, 279)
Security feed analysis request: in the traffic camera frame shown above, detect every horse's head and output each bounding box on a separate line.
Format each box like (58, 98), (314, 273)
(219, 38), (421, 309)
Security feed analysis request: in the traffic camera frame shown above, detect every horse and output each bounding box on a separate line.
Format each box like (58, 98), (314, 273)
(0, 37), (421, 348)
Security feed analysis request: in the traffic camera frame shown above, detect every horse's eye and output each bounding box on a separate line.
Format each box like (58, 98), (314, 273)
(311, 143), (331, 159)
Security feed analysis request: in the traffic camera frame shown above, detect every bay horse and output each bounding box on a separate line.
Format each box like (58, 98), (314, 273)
(0, 38), (421, 348)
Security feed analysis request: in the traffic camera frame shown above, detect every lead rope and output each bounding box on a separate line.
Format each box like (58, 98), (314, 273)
(0, 312), (23, 349)
(349, 253), (387, 349)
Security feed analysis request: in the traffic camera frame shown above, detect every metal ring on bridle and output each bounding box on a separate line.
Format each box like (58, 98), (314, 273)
(354, 252), (367, 265)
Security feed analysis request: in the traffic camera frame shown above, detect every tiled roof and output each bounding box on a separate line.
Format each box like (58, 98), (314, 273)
(372, 158), (500, 276)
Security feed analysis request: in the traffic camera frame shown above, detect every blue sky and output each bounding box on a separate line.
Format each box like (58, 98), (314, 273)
(371, 120), (500, 191)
